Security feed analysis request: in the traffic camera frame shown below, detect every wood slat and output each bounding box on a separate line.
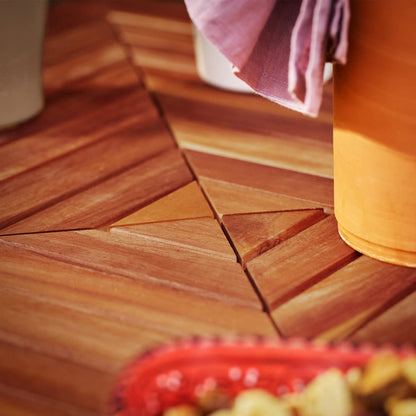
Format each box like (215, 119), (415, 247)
(0, 339), (112, 414)
(199, 178), (325, 218)
(110, 181), (213, 227)
(1, 230), (260, 308)
(0, 89), (158, 181)
(186, 150), (334, 210)
(0, 120), (174, 231)
(0, 63), (141, 145)
(223, 210), (326, 264)
(0, 243), (275, 337)
(0, 287), (170, 372)
(272, 256), (416, 342)
(247, 216), (358, 309)
(2, 149), (192, 234)
(350, 290), (416, 345)
(0, 383), (96, 416)
(111, 218), (235, 261)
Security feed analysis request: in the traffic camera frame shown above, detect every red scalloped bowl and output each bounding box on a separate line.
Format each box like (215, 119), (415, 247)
(112, 337), (414, 416)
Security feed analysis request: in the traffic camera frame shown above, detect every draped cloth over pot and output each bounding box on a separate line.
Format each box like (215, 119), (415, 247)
(184, 0), (350, 117)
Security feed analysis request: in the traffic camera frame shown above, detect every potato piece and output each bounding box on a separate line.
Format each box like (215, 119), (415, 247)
(387, 399), (416, 416)
(197, 389), (232, 413)
(402, 358), (416, 388)
(233, 389), (293, 416)
(299, 369), (353, 416)
(208, 410), (234, 416)
(356, 354), (402, 396)
(163, 404), (202, 416)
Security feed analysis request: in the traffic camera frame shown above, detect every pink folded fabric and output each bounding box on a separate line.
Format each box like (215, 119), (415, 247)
(184, 0), (350, 117)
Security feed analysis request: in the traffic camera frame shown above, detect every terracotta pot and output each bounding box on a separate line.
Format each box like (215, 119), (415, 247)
(333, 0), (416, 266)
(0, 0), (48, 129)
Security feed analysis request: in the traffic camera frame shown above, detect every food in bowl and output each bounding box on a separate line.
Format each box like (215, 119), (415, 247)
(113, 338), (416, 416)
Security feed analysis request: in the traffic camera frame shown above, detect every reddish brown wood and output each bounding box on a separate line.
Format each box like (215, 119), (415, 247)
(2, 149), (192, 234)
(1, 230), (260, 308)
(349, 290), (416, 345)
(272, 256), (416, 341)
(0, 120), (174, 231)
(111, 181), (213, 227)
(186, 150), (334, 210)
(247, 216), (358, 309)
(223, 210), (326, 264)
(112, 218), (235, 260)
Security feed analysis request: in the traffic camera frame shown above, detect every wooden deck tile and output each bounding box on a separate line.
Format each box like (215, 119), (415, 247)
(111, 218), (235, 261)
(2, 149), (192, 234)
(0, 242), (275, 338)
(272, 256), (416, 342)
(223, 210), (326, 264)
(199, 178), (324, 218)
(110, 181), (213, 227)
(350, 290), (416, 345)
(43, 15), (129, 93)
(186, 151), (334, 211)
(0, 89), (158, 182)
(1, 230), (260, 308)
(0, 339), (113, 414)
(0, 385), (94, 416)
(0, 120), (175, 232)
(247, 216), (358, 310)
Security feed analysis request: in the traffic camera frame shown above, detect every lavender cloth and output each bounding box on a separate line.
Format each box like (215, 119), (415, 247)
(184, 0), (350, 117)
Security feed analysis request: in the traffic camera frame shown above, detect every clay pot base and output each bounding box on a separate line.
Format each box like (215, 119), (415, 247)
(338, 224), (416, 268)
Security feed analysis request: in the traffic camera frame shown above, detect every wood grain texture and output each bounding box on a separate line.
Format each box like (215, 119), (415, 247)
(350, 290), (416, 345)
(0, 89), (158, 181)
(223, 210), (326, 264)
(0, 384), (96, 416)
(114, 9), (334, 178)
(2, 149), (193, 234)
(0, 242), (275, 338)
(272, 256), (416, 341)
(247, 216), (358, 310)
(0, 120), (175, 232)
(1, 230), (260, 308)
(199, 178), (324, 218)
(1, 1), (415, 415)
(111, 218), (236, 261)
(110, 181), (213, 227)
(186, 151), (334, 210)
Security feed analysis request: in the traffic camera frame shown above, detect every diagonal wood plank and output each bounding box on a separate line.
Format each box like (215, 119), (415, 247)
(199, 178), (324, 218)
(0, 242), (275, 338)
(0, 89), (158, 181)
(111, 218), (235, 260)
(160, 96), (333, 178)
(0, 339), (113, 414)
(0, 62), (141, 146)
(1, 230), (260, 308)
(0, 384), (94, 416)
(349, 291), (416, 345)
(272, 256), (416, 342)
(247, 216), (358, 310)
(186, 150), (334, 210)
(0, 119), (174, 231)
(0, 287), (171, 373)
(223, 210), (326, 265)
(110, 181), (213, 227)
(2, 149), (193, 234)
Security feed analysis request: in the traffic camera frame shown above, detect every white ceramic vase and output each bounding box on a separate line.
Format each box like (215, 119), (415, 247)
(0, 0), (48, 129)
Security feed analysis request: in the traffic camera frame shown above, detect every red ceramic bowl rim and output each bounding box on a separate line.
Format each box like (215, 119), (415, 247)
(111, 335), (416, 415)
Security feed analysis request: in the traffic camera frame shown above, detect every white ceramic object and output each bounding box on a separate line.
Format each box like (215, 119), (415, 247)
(0, 0), (48, 129)
(193, 26), (254, 93)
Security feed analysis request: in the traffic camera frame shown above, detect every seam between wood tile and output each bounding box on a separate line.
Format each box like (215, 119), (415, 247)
(0, 144), (173, 232)
(344, 280), (416, 342)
